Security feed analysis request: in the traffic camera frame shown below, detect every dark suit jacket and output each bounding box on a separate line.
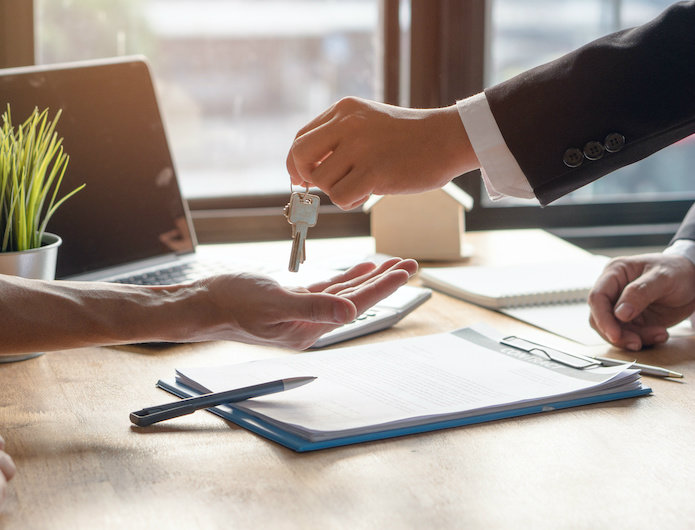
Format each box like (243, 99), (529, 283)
(485, 1), (695, 207)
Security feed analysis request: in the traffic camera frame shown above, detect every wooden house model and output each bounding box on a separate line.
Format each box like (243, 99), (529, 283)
(363, 183), (474, 261)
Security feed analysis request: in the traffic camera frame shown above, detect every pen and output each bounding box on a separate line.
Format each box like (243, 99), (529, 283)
(130, 376), (316, 427)
(593, 356), (683, 379)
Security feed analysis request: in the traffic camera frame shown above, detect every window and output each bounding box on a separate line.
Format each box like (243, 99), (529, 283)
(1, 0), (690, 248)
(459, 0), (694, 248)
(34, 0), (382, 200)
(487, 0), (695, 206)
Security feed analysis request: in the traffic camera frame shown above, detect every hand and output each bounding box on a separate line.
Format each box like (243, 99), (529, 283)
(199, 257), (418, 349)
(588, 253), (695, 351)
(286, 97), (479, 210)
(0, 435), (16, 511)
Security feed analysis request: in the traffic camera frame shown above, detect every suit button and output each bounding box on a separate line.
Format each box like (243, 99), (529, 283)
(604, 132), (625, 152)
(563, 147), (584, 168)
(583, 140), (605, 160)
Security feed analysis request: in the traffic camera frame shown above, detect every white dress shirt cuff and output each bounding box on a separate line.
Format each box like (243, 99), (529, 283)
(456, 93), (536, 201)
(663, 238), (695, 266)
(663, 239), (695, 327)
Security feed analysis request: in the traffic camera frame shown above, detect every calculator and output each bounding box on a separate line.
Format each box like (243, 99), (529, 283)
(312, 285), (432, 348)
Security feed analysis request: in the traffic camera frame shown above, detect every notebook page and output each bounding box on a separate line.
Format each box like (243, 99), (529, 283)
(419, 256), (610, 308)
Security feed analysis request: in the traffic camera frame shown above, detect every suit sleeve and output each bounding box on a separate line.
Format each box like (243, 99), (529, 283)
(484, 1), (695, 206)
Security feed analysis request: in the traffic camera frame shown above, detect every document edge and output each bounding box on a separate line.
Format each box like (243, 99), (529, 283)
(155, 379), (651, 453)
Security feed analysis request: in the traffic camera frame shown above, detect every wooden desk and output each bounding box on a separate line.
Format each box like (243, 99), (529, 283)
(2, 230), (694, 529)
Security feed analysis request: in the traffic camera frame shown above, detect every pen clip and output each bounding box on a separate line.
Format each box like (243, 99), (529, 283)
(500, 336), (600, 370)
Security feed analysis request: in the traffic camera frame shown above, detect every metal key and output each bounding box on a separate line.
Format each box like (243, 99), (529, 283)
(284, 191), (320, 272)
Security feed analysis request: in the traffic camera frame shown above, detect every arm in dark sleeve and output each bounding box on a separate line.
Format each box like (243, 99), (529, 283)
(485, 1), (695, 205)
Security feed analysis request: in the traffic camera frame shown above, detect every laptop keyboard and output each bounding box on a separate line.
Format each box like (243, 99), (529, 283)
(111, 261), (229, 286)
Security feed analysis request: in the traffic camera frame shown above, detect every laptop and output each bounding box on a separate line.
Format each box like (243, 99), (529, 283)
(0, 55), (228, 283)
(0, 56), (430, 344)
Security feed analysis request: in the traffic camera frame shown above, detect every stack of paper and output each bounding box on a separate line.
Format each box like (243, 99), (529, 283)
(160, 327), (650, 451)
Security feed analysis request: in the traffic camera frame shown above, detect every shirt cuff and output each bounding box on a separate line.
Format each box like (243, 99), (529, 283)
(663, 238), (695, 267)
(663, 239), (695, 327)
(456, 93), (536, 202)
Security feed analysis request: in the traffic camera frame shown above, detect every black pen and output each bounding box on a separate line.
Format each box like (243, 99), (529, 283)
(130, 376), (316, 427)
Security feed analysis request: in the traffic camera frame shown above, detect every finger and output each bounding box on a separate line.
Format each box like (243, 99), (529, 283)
(588, 287), (624, 345)
(0, 450), (16, 481)
(343, 269), (412, 313)
(628, 324), (669, 346)
(294, 101), (340, 139)
(328, 166), (376, 211)
(306, 144), (356, 194)
(589, 312), (616, 345)
(587, 262), (634, 344)
(289, 121), (343, 183)
(323, 258), (416, 295)
(287, 103), (343, 184)
(342, 194), (372, 211)
(588, 311), (642, 351)
(280, 291), (357, 325)
(286, 154), (305, 186)
(306, 262), (378, 292)
(613, 268), (669, 322)
(308, 258), (401, 293)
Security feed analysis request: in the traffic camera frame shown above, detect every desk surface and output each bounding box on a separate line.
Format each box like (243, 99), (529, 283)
(2, 230), (694, 530)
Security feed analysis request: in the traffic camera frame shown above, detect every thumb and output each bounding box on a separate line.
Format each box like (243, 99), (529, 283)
(613, 268), (665, 322)
(283, 292), (357, 324)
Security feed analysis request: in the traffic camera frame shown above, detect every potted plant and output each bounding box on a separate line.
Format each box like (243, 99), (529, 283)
(0, 104), (84, 279)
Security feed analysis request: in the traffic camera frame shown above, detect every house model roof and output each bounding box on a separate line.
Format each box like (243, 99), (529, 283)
(362, 182), (474, 212)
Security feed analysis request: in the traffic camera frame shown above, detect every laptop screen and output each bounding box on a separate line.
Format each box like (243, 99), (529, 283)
(0, 56), (196, 279)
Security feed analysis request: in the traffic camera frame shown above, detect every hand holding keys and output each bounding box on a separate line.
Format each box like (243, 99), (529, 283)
(284, 188), (320, 272)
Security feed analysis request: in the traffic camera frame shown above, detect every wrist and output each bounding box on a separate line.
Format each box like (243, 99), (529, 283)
(428, 105), (480, 183)
(663, 239), (695, 268)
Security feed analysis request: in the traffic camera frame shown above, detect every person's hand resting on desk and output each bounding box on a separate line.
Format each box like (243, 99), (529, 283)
(0, 258), (417, 355)
(0, 434), (17, 511)
(588, 254), (695, 351)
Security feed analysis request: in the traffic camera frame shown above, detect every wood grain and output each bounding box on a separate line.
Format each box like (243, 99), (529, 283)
(1, 231), (693, 529)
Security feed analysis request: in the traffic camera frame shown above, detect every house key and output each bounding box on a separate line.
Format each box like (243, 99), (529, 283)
(284, 190), (320, 272)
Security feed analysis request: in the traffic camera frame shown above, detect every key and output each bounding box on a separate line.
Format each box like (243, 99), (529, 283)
(284, 191), (320, 272)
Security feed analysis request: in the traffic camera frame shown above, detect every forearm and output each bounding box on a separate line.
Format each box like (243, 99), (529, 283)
(0, 275), (207, 354)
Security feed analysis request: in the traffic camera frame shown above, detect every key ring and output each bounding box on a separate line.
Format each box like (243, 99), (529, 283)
(289, 181), (311, 199)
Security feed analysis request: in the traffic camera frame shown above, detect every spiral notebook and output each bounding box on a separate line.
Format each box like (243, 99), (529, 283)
(419, 256), (610, 309)
(419, 256), (610, 345)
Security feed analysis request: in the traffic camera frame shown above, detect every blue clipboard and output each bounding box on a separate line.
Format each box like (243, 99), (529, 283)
(156, 378), (651, 453)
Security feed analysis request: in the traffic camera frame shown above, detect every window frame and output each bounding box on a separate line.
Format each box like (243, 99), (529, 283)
(1, 0), (688, 249)
(412, 0), (691, 250)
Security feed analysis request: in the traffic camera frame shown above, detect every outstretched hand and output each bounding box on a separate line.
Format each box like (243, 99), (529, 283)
(588, 253), (695, 350)
(0, 435), (16, 511)
(201, 257), (418, 349)
(286, 97), (478, 210)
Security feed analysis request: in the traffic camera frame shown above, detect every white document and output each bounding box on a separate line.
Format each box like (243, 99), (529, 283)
(176, 327), (644, 442)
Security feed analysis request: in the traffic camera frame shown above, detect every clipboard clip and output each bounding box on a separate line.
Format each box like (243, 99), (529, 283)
(500, 336), (601, 370)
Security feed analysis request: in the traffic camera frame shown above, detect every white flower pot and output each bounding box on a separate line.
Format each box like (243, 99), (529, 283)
(0, 232), (62, 362)
(0, 232), (62, 279)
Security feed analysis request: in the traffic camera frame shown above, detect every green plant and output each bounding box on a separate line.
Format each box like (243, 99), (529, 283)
(0, 105), (84, 252)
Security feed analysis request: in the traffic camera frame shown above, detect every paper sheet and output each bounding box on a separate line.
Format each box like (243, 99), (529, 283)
(177, 328), (640, 441)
